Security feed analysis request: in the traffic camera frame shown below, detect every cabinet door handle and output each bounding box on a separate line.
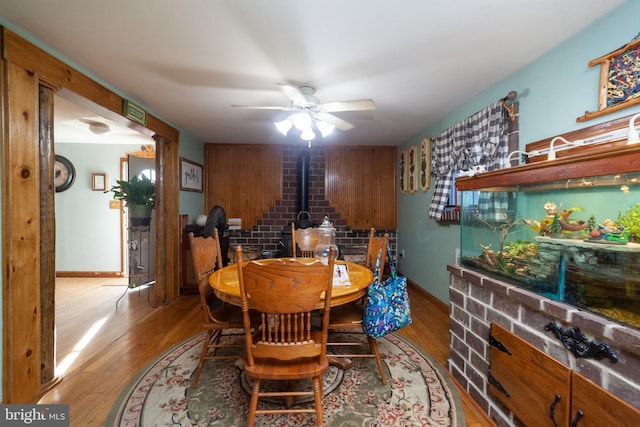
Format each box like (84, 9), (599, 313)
(549, 394), (561, 427)
(571, 410), (584, 427)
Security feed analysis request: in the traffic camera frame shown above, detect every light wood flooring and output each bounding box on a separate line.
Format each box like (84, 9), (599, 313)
(39, 278), (493, 426)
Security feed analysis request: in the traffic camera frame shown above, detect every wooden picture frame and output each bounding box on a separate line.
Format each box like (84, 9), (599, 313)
(420, 137), (431, 192)
(400, 150), (408, 194)
(408, 144), (418, 194)
(179, 157), (203, 192)
(91, 173), (107, 191)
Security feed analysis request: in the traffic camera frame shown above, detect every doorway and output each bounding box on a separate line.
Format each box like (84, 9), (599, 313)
(125, 155), (157, 287)
(2, 31), (182, 402)
(52, 94), (156, 376)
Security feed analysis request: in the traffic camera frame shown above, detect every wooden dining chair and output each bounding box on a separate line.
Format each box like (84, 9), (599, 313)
(327, 227), (388, 385)
(291, 222), (318, 258)
(189, 230), (247, 387)
(236, 245), (337, 427)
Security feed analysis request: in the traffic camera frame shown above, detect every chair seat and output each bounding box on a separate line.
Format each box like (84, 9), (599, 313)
(208, 303), (245, 326)
(245, 357), (329, 380)
(208, 304), (261, 328)
(328, 302), (364, 328)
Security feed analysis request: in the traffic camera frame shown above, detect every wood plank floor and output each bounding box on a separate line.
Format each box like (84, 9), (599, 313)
(39, 278), (493, 426)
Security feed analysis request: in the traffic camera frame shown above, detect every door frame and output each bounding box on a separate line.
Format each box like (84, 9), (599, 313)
(1, 27), (181, 402)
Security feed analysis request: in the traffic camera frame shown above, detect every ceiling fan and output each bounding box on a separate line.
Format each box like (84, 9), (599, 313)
(231, 84), (376, 132)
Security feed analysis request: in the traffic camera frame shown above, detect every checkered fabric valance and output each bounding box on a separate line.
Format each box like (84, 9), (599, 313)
(428, 101), (509, 220)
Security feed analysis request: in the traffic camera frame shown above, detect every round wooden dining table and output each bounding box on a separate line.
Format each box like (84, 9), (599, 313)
(208, 258), (374, 309)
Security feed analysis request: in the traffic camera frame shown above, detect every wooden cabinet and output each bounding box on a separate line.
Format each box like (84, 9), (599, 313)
(489, 322), (640, 426)
(489, 322), (571, 426)
(571, 371), (640, 427)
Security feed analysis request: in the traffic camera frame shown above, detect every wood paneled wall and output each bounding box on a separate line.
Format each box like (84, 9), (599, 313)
(326, 146), (396, 229)
(204, 144), (396, 230)
(204, 144), (283, 227)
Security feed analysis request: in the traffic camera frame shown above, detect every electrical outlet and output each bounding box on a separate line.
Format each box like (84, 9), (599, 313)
(400, 249), (405, 258)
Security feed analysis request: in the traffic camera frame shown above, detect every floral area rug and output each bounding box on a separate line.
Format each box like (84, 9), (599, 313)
(106, 330), (465, 426)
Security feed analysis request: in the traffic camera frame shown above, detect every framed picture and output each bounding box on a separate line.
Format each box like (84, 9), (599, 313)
(91, 173), (107, 191)
(180, 157), (203, 192)
(399, 150), (408, 194)
(408, 144), (418, 194)
(420, 137), (431, 192)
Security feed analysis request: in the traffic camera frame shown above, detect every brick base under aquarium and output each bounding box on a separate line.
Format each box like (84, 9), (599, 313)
(447, 264), (640, 426)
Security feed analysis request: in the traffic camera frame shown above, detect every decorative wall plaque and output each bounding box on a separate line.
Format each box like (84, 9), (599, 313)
(578, 33), (640, 122)
(399, 150), (407, 194)
(408, 144), (418, 194)
(420, 137), (431, 192)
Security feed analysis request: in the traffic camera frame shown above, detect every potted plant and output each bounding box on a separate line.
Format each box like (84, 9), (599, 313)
(106, 174), (156, 226)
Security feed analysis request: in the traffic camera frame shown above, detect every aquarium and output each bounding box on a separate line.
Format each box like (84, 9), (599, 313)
(456, 149), (640, 330)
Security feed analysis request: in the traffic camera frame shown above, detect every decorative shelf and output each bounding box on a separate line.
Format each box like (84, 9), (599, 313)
(456, 144), (640, 191)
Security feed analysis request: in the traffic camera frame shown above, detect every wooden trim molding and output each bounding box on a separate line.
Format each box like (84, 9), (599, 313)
(55, 272), (125, 278)
(1, 26), (181, 403)
(456, 144), (640, 191)
(2, 28), (178, 141)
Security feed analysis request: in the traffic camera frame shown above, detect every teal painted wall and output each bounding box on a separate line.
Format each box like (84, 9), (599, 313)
(178, 132), (206, 222)
(397, 1), (640, 304)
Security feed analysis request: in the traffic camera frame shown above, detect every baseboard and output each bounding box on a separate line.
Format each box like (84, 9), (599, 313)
(405, 277), (449, 316)
(55, 271), (124, 278)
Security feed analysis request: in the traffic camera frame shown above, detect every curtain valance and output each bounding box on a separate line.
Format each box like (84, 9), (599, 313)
(428, 101), (509, 220)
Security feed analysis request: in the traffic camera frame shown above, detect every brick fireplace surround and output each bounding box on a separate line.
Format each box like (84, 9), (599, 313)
(225, 145), (397, 260)
(447, 264), (640, 426)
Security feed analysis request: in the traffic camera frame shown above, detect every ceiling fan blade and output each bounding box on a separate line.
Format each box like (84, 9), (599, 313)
(315, 112), (355, 131)
(278, 83), (308, 105)
(231, 104), (291, 110)
(319, 99), (376, 112)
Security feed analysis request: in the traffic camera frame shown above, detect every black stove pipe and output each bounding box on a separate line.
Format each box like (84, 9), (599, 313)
(296, 150), (312, 228)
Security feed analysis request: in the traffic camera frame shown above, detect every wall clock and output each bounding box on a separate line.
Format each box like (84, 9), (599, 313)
(54, 155), (76, 192)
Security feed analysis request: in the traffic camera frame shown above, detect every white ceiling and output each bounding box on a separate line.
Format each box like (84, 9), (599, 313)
(0, 0), (624, 146)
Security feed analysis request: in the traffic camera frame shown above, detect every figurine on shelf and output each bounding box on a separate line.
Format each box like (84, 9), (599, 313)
(587, 219), (630, 244)
(544, 201), (558, 216)
(524, 203), (589, 237)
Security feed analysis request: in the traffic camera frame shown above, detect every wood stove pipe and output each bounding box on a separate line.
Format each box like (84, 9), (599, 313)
(296, 149), (313, 229)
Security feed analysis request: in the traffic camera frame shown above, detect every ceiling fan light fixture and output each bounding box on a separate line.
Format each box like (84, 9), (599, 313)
(274, 118), (293, 136)
(300, 128), (316, 141)
(316, 120), (335, 137)
(88, 122), (110, 135)
(293, 112), (312, 131)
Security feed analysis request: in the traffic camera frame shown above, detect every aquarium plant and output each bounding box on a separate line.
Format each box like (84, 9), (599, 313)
(617, 203), (640, 242)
